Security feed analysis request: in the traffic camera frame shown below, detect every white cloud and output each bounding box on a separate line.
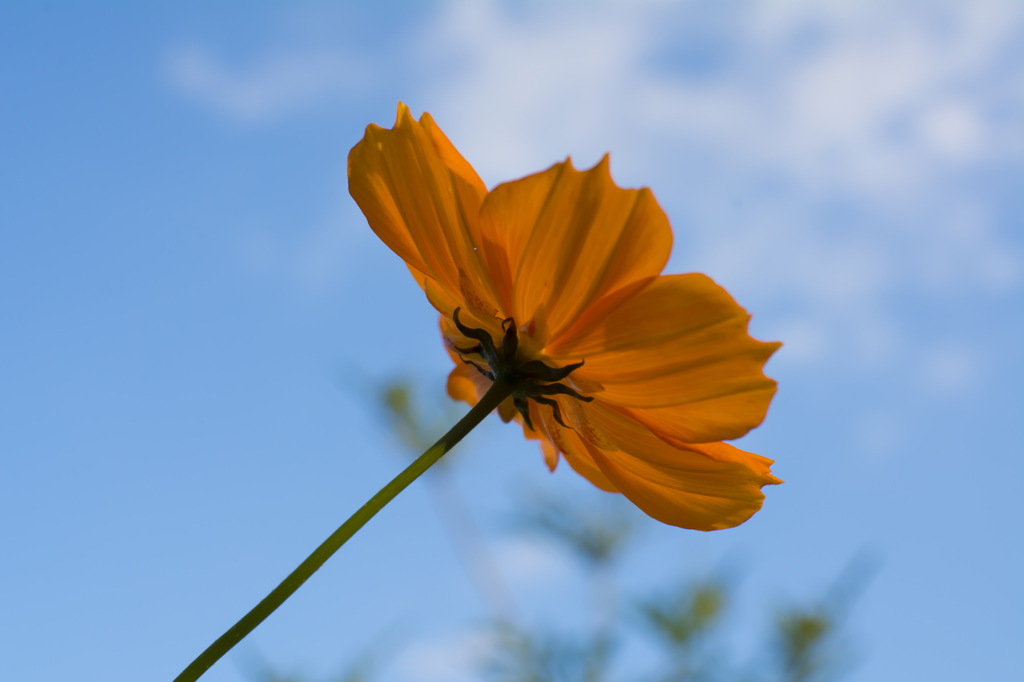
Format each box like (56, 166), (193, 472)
(492, 537), (574, 589)
(166, 0), (1024, 370)
(411, 0), (1023, 369)
(922, 101), (985, 160)
(420, 0), (1022, 188)
(164, 44), (366, 123)
(395, 630), (496, 682)
(236, 200), (373, 292)
(920, 345), (982, 395)
(417, 0), (651, 181)
(769, 318), (829, 365)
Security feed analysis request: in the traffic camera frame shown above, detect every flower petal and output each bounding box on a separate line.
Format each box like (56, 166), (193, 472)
(578, 400), (781, 530)
(549, 273), (780, 443)
(446, 354), (491, 406)
(348, 103), (500, 314)
(534, 400), (619, 493)
(540, 438), (560, 472)
(419, 112), (488, 200)
(615, 394), (778, 449)
(410, 267), (459, 318)
(477, 156), (672, 345)
(586, 443), (774, 531)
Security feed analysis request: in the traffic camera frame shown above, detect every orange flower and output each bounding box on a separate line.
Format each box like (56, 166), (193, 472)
(349, 104), (781, 531)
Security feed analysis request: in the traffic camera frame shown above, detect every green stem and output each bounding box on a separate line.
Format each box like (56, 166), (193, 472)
(173, 378), (515, 682)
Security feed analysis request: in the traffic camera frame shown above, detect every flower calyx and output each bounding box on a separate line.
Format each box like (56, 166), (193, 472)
(452, 307), (593, 432)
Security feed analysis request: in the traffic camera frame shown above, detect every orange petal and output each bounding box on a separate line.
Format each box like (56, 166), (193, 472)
(408, 266), (461, 318)
(558, 396), (617, 452)
(616, 391), (778, 448)
(549, 273), (780, 443)
(497, 396), (517, 423)
(477, 156), (672, 346)
(586, 441), (777, 531)
(348, 103), (501, 314)
(534, 400), (619, 493)
(540, 438), (560, 472)
(583, 400), (779, 481)
(419, 112), (487, 199)
(576, 401), (780, 530)
(447, 361), (485, 406)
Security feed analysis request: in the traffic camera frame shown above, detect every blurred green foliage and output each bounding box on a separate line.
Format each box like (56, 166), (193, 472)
(485, 625), (614, 682)
(513, 492), (634, 570)
(242, 378), (873, 682)
(775, 607), (834, 682)
(638, 578), (726, 682)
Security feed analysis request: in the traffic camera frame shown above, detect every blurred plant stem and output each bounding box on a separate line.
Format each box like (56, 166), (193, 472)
(427, 467), (521, 620)
(220, 378), (875, 682)
(639, 577), (728, 682)
(766, 551), (879, 682)
(172, 379), (515, 682)
(516, 492), (634, 628)
(381, 382), (520, 623)
(485, 493), (636, 682)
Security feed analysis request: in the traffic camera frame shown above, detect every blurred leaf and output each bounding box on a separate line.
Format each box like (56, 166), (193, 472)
(379, 379), (465, 456)
(774, 607), (833, 682)
(763, 552), (879, 682)
(637, 578), (728, 682)
(484, 622), (615, 682)
(377, 378), (520, 620)
(639, 580), (725, 648)
(513, 490), (636, 571)
(334, 368), (467, 461)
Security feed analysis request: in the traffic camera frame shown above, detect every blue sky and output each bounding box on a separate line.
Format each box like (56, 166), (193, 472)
(1, 2), (1022, 681)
